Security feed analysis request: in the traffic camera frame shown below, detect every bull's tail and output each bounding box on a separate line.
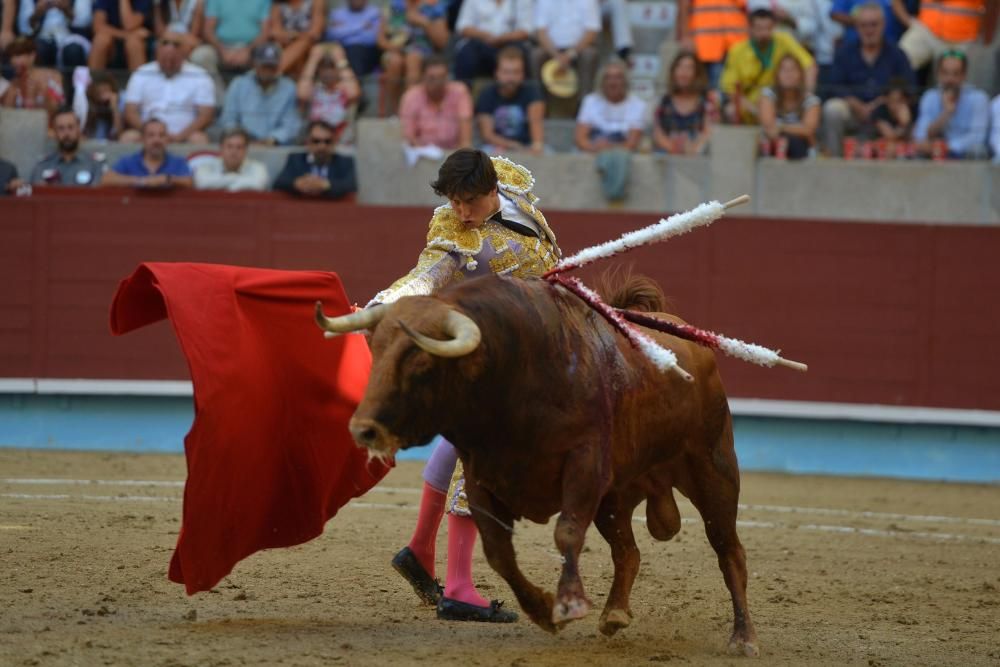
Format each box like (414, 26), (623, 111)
(596, 265), (668, 313)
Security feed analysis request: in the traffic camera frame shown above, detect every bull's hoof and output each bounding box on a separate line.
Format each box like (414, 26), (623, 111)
(598, 608), (631, 636)
(728, 634), (760, 658)
(552, 595), (591, 626)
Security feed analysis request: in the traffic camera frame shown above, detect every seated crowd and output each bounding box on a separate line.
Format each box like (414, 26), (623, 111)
(2, 0), (1000, 201)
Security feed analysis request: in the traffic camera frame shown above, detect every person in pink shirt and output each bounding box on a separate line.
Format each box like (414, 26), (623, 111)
(400, 55), (473, 151)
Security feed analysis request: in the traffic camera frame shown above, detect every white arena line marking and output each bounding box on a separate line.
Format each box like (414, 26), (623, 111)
(0, 524), (34, 530)
(4, 492), (1000, 546)
(5, 481), (1000, 529)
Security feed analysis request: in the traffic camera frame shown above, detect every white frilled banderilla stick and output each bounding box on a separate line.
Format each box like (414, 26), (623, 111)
(545, 195), (751, 278)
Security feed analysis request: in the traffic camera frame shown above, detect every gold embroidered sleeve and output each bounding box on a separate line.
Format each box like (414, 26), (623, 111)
(367, 244), (461, 306)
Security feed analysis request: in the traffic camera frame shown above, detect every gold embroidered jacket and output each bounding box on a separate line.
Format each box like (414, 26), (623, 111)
(369, 157), (562, 306)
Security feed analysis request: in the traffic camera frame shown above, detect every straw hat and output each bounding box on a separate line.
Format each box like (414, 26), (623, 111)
(541, 59), (579, 98)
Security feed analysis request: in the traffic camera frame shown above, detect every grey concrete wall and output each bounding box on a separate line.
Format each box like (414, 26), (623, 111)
(0, 109), (48, 181)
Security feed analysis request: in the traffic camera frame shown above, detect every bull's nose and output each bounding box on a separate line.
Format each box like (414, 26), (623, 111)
(349, 417), (386, 448)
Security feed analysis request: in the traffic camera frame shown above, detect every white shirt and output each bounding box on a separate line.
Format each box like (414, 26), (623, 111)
(577, 92), (647, 136)
(193, 156), (269, 191)
(124, 62), (215, 136)
(456, 0), (535, 37)
(535, 0), (601, 49)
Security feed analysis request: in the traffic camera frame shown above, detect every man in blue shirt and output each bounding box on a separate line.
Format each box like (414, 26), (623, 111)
(102, 118), (193, 188)
(220, 43), (303, 145)
(325, 0), (383, 76)
(821, 2), (914, 154)
(474, 46), (545, 154)
(914, 50), (989, 159)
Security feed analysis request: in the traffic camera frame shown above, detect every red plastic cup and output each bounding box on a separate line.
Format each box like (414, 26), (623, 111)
(843, 137), (857, 160)
(775, 136), (788, 160)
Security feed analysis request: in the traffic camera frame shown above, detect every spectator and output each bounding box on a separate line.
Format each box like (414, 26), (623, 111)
(155, 0), (205, 55)
(120, 27), (215, 143)
(574, 58), (646, 202)
(192, 0), (271, 74)
(298, 44), (360, 144)
(400, 54), (473, 153)
(600, 0), (634, 62)
(720, 9), (816, 123)
(913, 50), (989, 159)
(0, 156), (23, 194)
(324, 0), (382, 77)
(1, 0), (16, 52)
(677, 0), (748, 88)
(269, 0), (324, 76)
(30, 108), (102, 185)
(1, 37), (64, 118)
(652, 50), (717, 155)
(273, 118), (356, 198)
(475, 45), (543, 154)
(532, 0), (600, 97)
(220, 42), (303, 145)
(377, 0), (449, 116)
(453, 0), (533, 84)
(102, 117), (194, 187)
(873, 79), (912, 141)
(812, 0), (844, 90)
(88, 0), (155, 72)
(821, 2), (914, 155)
(83, 70), (123, 139)
(758, 54), (820, 158)
(989, 92), (1000, 161)
(16, 0), (92, 72)
(893, 0), (996, 71)
(747, 0), (824, 52)
(831, 0), (906, 45)
(193, 127), (269, 190)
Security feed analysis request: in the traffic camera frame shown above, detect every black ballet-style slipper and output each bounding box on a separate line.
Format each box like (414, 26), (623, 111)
(436, 596), (518, 623)
(391, 546), (443, 605)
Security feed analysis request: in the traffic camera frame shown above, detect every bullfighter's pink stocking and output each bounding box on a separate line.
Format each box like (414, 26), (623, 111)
(444, 513), (489, 607)
(408, 483), (446, 577)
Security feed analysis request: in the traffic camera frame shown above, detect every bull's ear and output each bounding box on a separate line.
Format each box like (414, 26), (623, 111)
(399, 310), (481, 358)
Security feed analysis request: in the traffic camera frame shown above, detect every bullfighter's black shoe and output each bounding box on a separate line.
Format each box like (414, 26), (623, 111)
(391, 546), (443, 605)
(436, 597), (518, 623)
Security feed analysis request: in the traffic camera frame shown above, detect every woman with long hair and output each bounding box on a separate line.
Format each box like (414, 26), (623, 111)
(652, 50), (718, 155)
(757, 54), (820, 160)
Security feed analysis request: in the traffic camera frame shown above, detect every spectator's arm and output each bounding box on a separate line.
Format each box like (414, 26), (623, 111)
(477, 113), (513, 149)
(92, 9), (126, 39)
(425, 16), (449, 50)
(376, 14), (397, 52)
(990, 99), (1000, 159)
(307, 0), (325, 41)
(219, 80), (239, 129)
(101, 162), (144, 186)
(575, 122), (597, 151)
(912, 92), (935, 142)
(782, 102), (822, 141)
(321, 157), (356, 199)
(829, 0), (853, 27)
(193, 163), (229, 189)
(758, 93), (779, 139)
(399, 91), (420, 144)
(176, 105), (215, 140)
(623, 128), (643, 151)
(269, 4), (290, 43)
(169, 174), (194, 188)
(652, 111), (673, 151)
(190, 0), (205, 40)
(234, 161), (270, 191)
(0, 0), (16, 50)
(890, 0), (914, 27)
(202, 13), (223, 50)
(118, 0), (146, 31)
(527, 99), (544, 151)
(271, 90), (303, 144)
(949, 94), (989, 155)
(123, 102), (144, 131)
(273, 157), (298, 193)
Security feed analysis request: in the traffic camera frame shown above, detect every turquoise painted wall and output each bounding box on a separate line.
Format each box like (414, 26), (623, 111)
(1, 395), (998, 483)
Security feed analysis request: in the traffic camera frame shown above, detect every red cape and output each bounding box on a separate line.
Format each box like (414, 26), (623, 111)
(110, 263), (389, 594)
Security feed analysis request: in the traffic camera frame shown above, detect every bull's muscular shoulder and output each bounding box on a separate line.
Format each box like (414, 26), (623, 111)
(427, 205), (485, 255)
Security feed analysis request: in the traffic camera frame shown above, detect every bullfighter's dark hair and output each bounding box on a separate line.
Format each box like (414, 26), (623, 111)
(431, 149), (498, 199)
(749, 8), (776, 22)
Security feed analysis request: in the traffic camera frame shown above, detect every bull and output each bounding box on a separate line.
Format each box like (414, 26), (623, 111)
(316, 273), (759, 656)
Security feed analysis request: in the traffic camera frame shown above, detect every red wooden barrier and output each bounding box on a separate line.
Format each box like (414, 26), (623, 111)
(2, 187), (998, 410)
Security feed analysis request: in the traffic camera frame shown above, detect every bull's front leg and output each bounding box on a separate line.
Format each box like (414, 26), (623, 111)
(464, 479), (558, 633)
(551, 440), (608, 627)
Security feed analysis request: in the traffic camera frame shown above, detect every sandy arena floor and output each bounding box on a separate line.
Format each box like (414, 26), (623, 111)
(1, 449), (998, 667)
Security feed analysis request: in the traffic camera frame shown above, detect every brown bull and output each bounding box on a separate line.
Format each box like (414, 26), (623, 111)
(316, 273), (759, 656)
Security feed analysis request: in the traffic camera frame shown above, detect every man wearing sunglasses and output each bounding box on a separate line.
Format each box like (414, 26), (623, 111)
(273, 119), (356, 198)
(120, 27), (215, 143)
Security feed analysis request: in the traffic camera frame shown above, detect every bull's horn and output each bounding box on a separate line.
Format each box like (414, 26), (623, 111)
(401, 309), (481, 358)
(315, 302), (387, 335)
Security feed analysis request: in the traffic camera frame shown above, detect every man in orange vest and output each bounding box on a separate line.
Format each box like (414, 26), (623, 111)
(678, 0), (749, 86)
(893, 0), (998, 69)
